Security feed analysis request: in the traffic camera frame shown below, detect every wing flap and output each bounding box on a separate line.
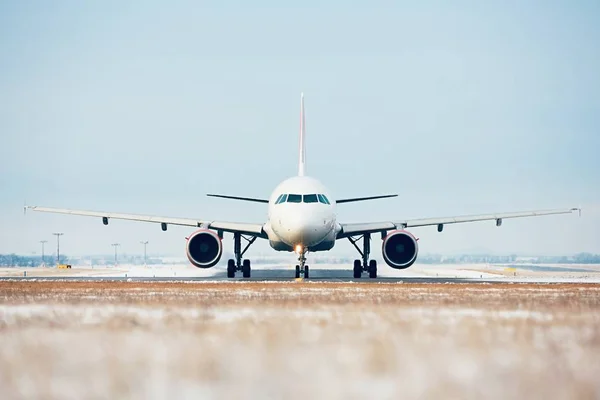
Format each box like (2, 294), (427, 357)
(209, 221), (266, 237)
(338, 222), (396, 238)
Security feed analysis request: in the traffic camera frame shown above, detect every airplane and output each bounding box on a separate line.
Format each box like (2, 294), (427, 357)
(26, 93), (581, 279)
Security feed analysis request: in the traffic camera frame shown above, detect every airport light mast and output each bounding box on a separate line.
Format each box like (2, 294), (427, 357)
(111, 243), (120, 266)
(52, 233), (64, 266)
(40, 240), (47, 266)
(140, 241), (149, 266)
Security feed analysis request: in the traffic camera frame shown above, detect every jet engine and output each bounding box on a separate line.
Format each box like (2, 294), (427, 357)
(382, 230), (418, 269)
(186, 229), (223, 268)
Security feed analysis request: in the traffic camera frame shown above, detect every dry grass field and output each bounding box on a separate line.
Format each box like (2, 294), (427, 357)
(1, 281), (599, 399)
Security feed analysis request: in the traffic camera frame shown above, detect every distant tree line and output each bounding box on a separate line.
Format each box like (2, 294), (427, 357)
(0, 254), (69, 267)
(535, 253), (600, 264)
(0, 253), (165, 267)
(417, 253), (600, 264)
(1, 252), (599, 267)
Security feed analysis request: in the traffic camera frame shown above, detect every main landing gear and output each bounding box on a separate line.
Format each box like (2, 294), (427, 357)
(348, 233), (377, 279)
(227, 232), (257, 278)
(294, 247), (310, 279)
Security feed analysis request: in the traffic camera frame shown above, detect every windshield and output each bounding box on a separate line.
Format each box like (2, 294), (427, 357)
(276, 193), (331, 204)
(318, 194), (331, 204)
(275, 194), (287, 204)
(303, 194), (318, 203)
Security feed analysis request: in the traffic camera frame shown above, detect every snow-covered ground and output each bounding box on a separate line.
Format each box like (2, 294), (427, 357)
(0, 281), (599, 400)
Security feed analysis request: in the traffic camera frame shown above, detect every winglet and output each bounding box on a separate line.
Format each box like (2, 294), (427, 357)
(298, 92), (306, 177)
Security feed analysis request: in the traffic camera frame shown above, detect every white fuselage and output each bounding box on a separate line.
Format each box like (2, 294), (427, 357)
(264, 176), (340, 252)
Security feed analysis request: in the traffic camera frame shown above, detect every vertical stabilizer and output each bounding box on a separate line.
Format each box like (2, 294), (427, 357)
(298, 93), (306, 176)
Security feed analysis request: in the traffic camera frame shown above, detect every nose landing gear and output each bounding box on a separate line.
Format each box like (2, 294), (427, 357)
(348, 233), (377, 279)
(295, 247), (310, 279)
(227, 232), (257, 278)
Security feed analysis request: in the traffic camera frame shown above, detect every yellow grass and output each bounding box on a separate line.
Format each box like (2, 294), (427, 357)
(1, 281), (599, 399)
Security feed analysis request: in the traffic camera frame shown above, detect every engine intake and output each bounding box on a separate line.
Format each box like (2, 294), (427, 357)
(382, 230), (418, 269)
(186, 229), (222, 268)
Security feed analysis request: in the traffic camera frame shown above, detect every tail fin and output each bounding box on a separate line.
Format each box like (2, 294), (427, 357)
(298, 93), (306, 176)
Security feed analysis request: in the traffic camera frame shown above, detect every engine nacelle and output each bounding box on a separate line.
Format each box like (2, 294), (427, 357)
(382, 230), (419, 269)
(186, 229), (223, 268)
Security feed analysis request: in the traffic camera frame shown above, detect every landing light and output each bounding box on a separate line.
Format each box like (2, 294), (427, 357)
(295, 244), (303, 254)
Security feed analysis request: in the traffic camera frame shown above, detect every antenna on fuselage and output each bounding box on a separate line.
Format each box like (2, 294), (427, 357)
(298, 92), (306, 177)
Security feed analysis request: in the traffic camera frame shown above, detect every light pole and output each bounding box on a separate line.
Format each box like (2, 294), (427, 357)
(53, 233), (64, 266)
(40, 240), (47, 266)
(111, 243), (120, 266)
(140, 241), (148, 266)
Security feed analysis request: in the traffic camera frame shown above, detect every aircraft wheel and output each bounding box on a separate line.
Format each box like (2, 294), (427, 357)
(353, 259), (362, 279)
(242, 259), (251, 278)
(295, 265), (300, 278)
(368, 259), (377, 279)
(305, 265), (310, 279)
(227, 259), (236, 278)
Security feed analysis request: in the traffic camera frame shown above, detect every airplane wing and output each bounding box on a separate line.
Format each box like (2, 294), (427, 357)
(338, 207), (581, 238)
(25, 206), (267, 237)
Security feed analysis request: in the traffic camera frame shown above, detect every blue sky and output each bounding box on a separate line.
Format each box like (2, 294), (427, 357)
(1, 1), (599, 258)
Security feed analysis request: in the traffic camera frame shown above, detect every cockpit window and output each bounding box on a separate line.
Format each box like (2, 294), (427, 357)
(275, 194), (287, 204)
(287, 194), (302, 203)
(303, 194), (318, 203)
(318, 194), (331, 205)
(279, 193), (330, 204)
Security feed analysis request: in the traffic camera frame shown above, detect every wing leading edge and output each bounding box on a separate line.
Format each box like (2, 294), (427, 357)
(338, 207), (581, 238)
(26, 206), (267, 237)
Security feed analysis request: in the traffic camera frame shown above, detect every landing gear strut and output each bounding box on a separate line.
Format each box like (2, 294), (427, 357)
(227, 232), (256, 278)
(348, 233), (377, 279)
(295, 248), (310, 279)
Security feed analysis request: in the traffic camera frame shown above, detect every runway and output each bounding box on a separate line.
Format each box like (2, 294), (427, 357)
(1, 262), (599, 283)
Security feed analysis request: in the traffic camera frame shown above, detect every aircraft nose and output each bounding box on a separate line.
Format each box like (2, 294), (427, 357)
(282, 214), (327, 246)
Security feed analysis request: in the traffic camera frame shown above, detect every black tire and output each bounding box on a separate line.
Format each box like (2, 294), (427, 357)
(227, 259), (235, 278)
(295, 265), (300, 279)
(353, 259), (362, 279)
(368, 259), (377, 279)
(305, 265), (310, 279)
(242, 259), (251, 278)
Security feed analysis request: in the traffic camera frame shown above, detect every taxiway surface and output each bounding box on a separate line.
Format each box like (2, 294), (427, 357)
(2, 262), (600, 283)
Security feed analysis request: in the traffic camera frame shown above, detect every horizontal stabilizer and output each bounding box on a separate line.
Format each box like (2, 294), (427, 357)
(207, 194), (269, 204)
(336, 194), (398, 204)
